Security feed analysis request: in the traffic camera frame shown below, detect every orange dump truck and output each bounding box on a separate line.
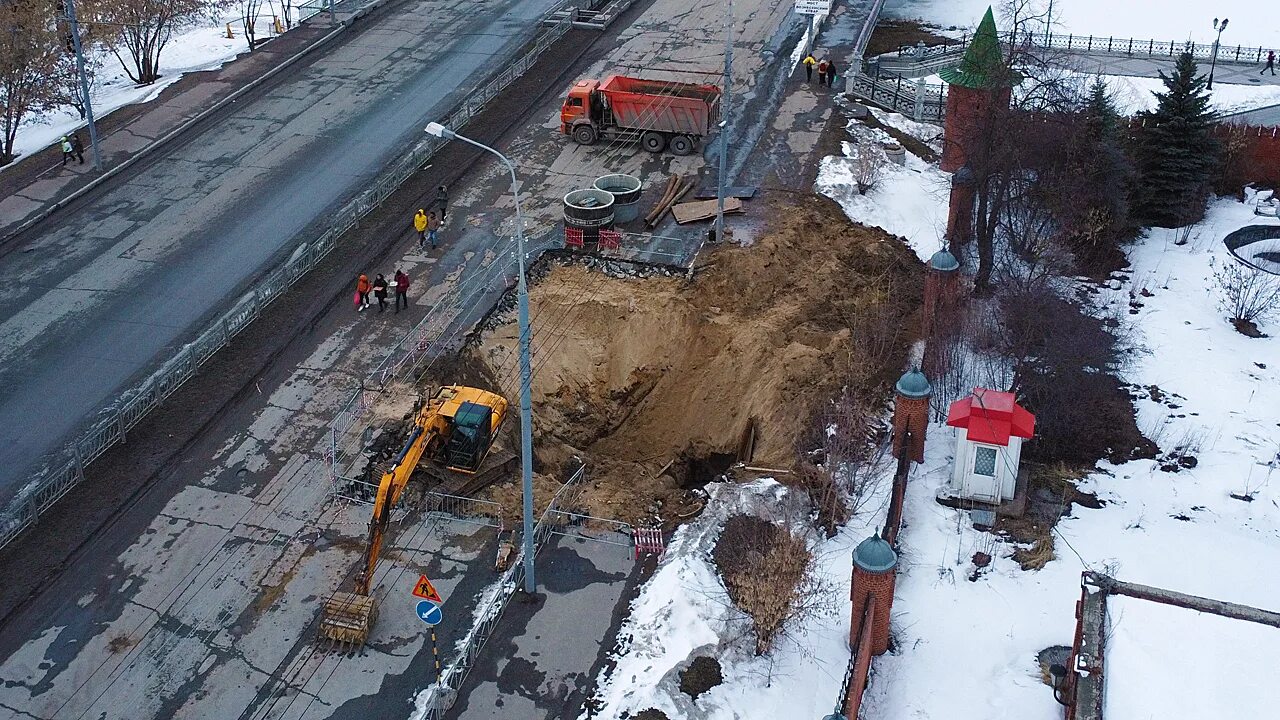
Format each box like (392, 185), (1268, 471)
(560, 75), (722, 156)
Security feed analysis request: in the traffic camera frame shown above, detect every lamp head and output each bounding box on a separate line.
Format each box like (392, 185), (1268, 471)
(424, 122), (453, 139)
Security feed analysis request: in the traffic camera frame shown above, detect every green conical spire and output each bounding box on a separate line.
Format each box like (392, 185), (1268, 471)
(939, 7), (1018, 89)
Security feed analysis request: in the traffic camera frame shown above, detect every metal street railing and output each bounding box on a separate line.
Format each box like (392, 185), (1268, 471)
(0, 9), (575, 552)
(890, 30), (1280, 67)
(846, 72), (947, 123)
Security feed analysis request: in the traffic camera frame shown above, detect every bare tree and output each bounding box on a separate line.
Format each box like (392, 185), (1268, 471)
(1214, 259), (1280, 334)
(239, 0), (264, 50)
(0, 1), (75, 164)
(853, 143), (886, 195)
(91, 0), (215, 84)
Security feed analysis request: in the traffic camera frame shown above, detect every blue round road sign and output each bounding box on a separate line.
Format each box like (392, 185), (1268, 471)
(416, 599), (443, 626)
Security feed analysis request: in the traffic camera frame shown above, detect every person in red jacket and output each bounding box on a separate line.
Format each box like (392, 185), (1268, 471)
(355, 273), (371, 311)
(394, 269), (410, 313)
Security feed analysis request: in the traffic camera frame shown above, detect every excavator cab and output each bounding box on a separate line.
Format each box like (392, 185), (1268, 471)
(444, 401), (494, 472)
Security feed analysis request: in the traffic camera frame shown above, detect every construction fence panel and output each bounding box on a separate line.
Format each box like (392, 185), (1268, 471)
(0, 13), (575, 553)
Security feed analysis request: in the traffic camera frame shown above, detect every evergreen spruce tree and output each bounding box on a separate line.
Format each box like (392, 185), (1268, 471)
(1131, 53), (1219, 227)
(1083, 77), (1119, 140)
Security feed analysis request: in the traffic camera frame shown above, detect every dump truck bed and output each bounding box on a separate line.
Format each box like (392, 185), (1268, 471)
(597, 75), (721, 136)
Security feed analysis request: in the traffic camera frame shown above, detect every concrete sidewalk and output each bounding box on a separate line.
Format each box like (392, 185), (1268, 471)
(445, 534), (647, 720)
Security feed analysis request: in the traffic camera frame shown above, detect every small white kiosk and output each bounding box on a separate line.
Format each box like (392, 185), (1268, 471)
(944, 388), (1035, 504)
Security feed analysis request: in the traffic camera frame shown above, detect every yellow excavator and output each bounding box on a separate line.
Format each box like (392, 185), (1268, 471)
(318, 385), (509, 648)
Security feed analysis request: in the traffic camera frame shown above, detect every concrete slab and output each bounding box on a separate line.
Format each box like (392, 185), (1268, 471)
(445, 534), (644, 720)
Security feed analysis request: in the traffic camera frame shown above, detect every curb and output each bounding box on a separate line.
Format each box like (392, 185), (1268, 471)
(1, 0), (392, 247)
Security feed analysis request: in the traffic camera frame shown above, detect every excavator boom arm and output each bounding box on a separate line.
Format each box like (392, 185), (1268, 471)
(357, 418), (442, 595)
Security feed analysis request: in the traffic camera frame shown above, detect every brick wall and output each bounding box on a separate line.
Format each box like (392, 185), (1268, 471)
(844, 599), (877, 719)
(891, 395), (929, 463)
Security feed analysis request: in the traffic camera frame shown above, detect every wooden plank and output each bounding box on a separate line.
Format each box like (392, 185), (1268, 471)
(671, 197), (743, 224)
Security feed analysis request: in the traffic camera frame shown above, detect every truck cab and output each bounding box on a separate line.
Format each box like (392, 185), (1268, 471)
(561, 79), (600, 137)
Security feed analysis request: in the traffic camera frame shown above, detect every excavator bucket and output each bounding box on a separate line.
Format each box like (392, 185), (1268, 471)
(318, 592), (378, 649)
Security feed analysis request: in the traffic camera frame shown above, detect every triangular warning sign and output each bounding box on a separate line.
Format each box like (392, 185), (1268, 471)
(412, 574), (442, 602)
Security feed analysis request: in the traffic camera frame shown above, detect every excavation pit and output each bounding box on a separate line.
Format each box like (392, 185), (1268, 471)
(469, 196), (923, 526)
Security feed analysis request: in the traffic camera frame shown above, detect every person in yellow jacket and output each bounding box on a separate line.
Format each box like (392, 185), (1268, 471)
(413, 208), (428, 250)
(802, 53), (817, 83)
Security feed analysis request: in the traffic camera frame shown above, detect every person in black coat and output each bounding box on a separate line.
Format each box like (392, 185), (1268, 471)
(372, 274), (389, 312)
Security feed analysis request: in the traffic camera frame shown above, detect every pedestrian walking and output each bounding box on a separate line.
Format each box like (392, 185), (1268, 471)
(372, 274), (389, 312)
(70, 134), (85, 164)
(394, 269), (410, 313)
(426, 211), (440, 249)
(414, 208), (428, 249)
(826, 58), (839, 88)
(802, 53), (817, 83)
(1263, 50), (1276, 75)
(435, 185), (448, 221)
(355, 273), (371, 311)
(817, 58), (830, 87)
(59, 136), (74, 165)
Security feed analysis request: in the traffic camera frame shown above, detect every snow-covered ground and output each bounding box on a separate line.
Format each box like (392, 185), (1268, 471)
(815, 115), (949, 263)
(1079, 73), (1280, 115)
(1106, 596), (1280, 719)
(582, 478), (893, 719)
(886, 0), (1280, 49)
(6, 10), (285, 167)
(820, 108), (1280, 719)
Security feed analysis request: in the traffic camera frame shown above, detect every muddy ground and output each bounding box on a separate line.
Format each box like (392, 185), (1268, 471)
(458, 194), (923, 526)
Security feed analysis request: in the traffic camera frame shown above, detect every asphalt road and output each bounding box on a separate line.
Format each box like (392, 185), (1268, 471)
(0, 0), (560, 505)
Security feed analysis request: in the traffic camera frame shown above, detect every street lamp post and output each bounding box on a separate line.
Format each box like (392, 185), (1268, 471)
(1208, 17), (1229, 90)
(425, 121), (536, 595)
(64, 0), (103, 171)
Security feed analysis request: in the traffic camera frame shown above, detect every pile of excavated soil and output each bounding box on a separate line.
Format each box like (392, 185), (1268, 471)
(469, 195), (922, 525)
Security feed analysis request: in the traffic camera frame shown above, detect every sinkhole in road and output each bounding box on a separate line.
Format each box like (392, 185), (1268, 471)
(465, 195), (924, 527)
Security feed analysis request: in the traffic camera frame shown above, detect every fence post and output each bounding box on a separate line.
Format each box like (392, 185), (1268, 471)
(73, 445), (86, 481)
(914, 78), (925, 122)
(117, 408), (127, 443)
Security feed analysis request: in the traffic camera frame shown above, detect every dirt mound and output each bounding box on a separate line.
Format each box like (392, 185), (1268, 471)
(470, 195), (921, 524)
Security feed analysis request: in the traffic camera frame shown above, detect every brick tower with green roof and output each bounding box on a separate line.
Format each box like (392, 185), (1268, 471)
(939, 6), (1017, 172)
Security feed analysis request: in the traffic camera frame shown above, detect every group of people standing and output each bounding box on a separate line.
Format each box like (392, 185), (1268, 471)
(352, 184), (449, 316)
(801, 52), (839, 87)
(355, 269), (411, 313)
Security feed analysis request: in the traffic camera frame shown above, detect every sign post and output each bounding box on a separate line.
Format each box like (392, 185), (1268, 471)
(411, 574), (444, 680)
(794, 0), (832, 15)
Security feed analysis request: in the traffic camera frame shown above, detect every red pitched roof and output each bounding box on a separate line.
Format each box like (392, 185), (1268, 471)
(945, 388), (1035, 446)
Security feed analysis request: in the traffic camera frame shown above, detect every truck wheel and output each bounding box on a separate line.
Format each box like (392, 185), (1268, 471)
(641, 131), (666, 153)
(573, 125), (596, 146)
(669, 135), (695, 156)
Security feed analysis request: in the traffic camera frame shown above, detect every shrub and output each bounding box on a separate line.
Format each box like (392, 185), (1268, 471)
(997, 286), (1155, 464)
(1214, 259), (1280, 335)
(713, 515), (818, 655)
